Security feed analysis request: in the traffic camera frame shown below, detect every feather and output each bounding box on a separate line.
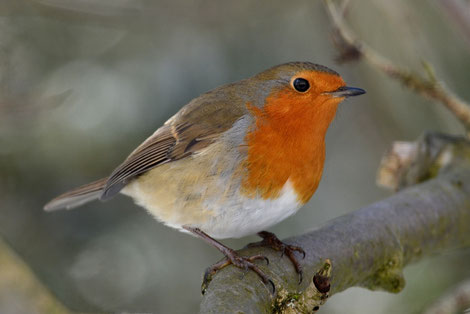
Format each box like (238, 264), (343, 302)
(44, 178), (107, 211)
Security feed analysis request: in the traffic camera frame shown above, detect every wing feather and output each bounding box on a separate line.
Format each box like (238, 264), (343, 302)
(100, 85), (249, 200)
(101, 133), (176, 199)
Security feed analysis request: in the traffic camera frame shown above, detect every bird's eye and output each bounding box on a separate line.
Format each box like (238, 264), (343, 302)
(292, 78), (310, 92)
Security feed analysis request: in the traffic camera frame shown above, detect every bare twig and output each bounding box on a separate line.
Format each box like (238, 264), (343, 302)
(200, 133), (470, 313)
(324, 0), (470, 134)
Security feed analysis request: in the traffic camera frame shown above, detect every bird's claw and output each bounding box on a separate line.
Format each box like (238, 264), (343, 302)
(248, 231), (306, 284)
(201, 251), (274, 295)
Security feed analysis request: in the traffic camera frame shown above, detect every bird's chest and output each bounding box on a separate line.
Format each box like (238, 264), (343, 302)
(240, 121), (326, 204)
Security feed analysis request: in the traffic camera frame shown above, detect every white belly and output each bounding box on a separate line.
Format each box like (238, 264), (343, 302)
(198, 180), (302, 239)
(123, 176), (302, 239)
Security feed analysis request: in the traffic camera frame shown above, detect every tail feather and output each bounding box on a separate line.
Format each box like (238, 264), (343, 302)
(44, 178), (108, 211)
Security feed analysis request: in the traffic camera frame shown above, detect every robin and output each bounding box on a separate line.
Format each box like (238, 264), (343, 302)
(45, 61), (365, 292)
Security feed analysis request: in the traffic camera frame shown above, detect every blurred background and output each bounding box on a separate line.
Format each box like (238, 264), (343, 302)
(1, 0), (470, 313)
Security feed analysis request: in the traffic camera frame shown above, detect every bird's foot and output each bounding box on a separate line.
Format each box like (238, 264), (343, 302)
(202, 249), (274, 294)
(248, 231), (306, 284)
(182, 226), (275, 294)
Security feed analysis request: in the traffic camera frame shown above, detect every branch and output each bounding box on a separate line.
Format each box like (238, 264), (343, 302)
(273, 260), (332, 313)
(376, 132), (470, 191)
(199, 133), (470, 313)
(323, 0), (470, 134)
(0, 237), (71, 313)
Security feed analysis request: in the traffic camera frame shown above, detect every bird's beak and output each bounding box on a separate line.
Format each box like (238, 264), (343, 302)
(326, 86), (366, 98)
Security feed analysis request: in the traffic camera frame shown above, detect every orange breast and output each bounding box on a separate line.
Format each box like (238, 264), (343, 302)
(240, 83), (341, 204)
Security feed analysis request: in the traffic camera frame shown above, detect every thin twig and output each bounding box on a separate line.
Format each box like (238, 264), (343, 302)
(324, 0), (470, 135)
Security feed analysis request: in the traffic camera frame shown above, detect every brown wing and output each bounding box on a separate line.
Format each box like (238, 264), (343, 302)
(100, 127), (177, 199)
(101, 88), (248, 200)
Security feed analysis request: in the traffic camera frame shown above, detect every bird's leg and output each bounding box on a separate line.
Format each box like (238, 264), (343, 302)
(183, 226), (274, 294)
(247, 231), (305, 284)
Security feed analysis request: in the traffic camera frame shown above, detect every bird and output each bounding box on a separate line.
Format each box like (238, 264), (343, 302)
(44, 61), (365, 293)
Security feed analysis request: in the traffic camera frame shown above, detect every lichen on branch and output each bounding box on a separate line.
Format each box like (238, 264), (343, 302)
(273, 259), (331, 314)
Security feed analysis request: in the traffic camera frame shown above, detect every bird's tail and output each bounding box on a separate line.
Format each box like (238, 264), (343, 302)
(44, 178), (108, 211)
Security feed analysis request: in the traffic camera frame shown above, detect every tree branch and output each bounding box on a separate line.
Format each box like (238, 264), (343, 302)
(199, 133), (470, 313)
(0, 237), (71, 313)
(323, 0), (470, 134)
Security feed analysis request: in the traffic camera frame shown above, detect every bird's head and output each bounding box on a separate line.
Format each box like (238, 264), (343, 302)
(251, 61), (365, 111)
(244, 62), (365, 132)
